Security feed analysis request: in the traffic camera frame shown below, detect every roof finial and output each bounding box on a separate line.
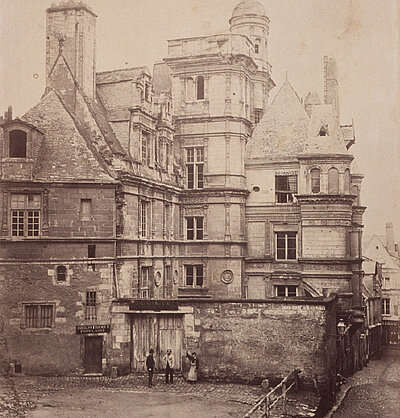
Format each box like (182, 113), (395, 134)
(55, 33), (66, 54)
(285, 70), (288, 81)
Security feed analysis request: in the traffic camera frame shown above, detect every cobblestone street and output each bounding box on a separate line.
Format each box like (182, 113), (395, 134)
(0, 372), (319, 417)
(330, 347), (400, 418)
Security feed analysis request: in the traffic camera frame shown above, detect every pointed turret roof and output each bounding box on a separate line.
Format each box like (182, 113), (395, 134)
(246, 79), (310, 161)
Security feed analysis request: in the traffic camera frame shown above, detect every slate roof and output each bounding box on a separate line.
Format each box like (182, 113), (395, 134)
(153, 62), (172, 94)
(22, 90), (116, 183)
(96, 67), (150, 84)
(246, 79), (310, 161)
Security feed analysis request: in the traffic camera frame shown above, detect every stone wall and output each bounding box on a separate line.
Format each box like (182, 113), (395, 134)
(181, 297), (337, 396)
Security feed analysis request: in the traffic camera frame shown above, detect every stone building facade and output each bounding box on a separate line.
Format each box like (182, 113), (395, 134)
(1, 0), (365, 396)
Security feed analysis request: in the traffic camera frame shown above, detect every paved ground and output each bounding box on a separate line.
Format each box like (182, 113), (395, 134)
(0, 372), (318, 417)
(330, 347), (400, 418)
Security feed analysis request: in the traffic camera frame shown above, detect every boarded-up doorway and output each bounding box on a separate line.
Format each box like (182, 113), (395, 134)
(84, 336), (102, 374)
(130, 314), (183, 372)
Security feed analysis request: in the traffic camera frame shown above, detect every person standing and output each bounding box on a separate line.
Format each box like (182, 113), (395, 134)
(186, 351), (199, 384)
(146, 349), (155, 387)
(163, 349), (174, 384)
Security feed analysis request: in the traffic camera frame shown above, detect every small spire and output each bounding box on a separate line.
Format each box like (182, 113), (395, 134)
(285, 70), (288, 80)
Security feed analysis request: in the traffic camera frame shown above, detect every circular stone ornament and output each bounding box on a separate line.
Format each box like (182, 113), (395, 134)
(221, 270), (234, 284)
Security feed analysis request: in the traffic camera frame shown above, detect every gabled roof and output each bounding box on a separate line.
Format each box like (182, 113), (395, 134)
(246, 79), (310, 161)
(22, 90), (116, 183)
(363, 235), (400, 269)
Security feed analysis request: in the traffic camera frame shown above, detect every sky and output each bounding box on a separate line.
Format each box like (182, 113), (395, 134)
(0, 0), (399, 239)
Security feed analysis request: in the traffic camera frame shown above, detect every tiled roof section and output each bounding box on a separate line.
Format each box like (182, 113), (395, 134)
(22, 90), (115, 182)
(153, 62), (172, 94)
(302, 104), (349, 155)
(96, 66), (150, 84)
(246, 79), (310, 161)
(85, 93), (126, 154)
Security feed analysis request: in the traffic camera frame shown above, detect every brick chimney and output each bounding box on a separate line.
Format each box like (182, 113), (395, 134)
(386, 222), (396, 255)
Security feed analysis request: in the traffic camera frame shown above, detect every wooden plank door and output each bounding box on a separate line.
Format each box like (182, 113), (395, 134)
(84, 336), (102, 373)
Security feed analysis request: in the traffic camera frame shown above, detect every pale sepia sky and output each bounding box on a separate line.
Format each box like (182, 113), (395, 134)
(1, 0), (399, 239)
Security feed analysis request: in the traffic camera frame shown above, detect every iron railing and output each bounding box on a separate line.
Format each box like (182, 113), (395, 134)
(244, 369), (301, 418)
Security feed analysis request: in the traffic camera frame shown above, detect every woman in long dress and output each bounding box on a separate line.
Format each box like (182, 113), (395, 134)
(186, 352), (199, 383)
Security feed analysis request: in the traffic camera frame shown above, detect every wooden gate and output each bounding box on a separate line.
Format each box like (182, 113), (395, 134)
(84, 336), (102, 374)
(130, 314), (183, 372)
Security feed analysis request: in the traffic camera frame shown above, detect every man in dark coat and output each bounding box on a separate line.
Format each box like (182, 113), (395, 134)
(146, 349), (155, 387)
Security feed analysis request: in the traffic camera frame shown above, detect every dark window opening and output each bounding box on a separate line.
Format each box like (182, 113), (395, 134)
(275, 175), (297, 203)
(196, 76), (204, 100)
(255, 44), (259, 54)
(56, 265), (67, 281)
(275, 285), (298, 297)
(319, 124), (328, 136)
(9, 130), (27, 158)
(311, 168), (321, 193)
(88, 245), (96, 258)
(254, 109), (263, 124)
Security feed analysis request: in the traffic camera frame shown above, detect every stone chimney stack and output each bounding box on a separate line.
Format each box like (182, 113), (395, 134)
(386, 222), (396, 255)
(324, 56), (340, 121)
(46, 1), (97, 101)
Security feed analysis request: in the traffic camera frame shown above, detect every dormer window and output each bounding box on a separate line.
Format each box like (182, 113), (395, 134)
(9, 130), (27, 157)
(319, 124), (328, 136)
(254, 44), (259, 54)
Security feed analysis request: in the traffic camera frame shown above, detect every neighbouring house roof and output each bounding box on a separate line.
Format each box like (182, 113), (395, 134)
(363, 235), (400, 269)
(22, 90), (116, 183)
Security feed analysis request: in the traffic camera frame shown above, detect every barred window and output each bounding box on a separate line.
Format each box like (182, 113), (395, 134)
(142, 131), (151, 165)
(85, 291), (97, 320)
(11, 194), (40, 237)
(25, 304), (53, 328)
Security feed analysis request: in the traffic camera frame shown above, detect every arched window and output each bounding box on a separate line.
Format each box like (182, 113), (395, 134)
(9, 130), (27, 158)
(310, 168), (321, 193)
(344, 169), (351, 194)
(196, 76), (204, 100)
(328, 167), (339, 194)
(186, 77), (194, 100)
(56, 265), (67, 281)
(351, 185), (360, 205)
